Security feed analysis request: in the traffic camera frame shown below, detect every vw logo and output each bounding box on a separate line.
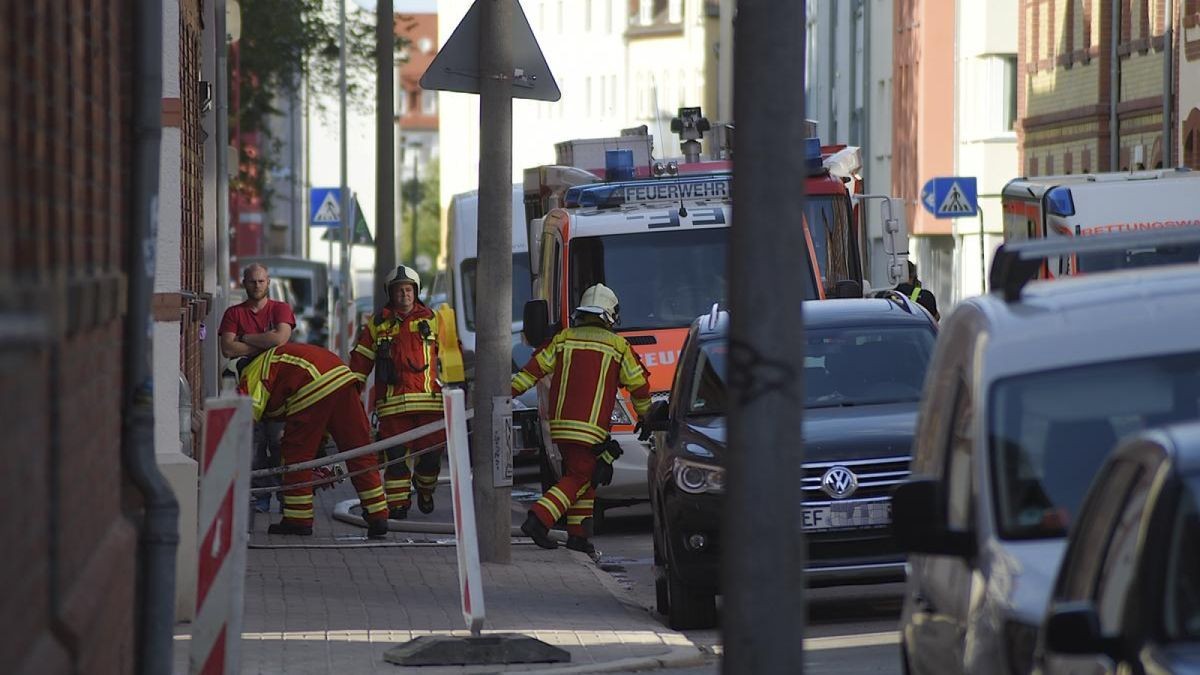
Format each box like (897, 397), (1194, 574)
(821, 466), (859, 499)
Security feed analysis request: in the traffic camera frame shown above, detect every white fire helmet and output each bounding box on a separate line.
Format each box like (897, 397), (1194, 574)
(574, 283), (620, 326)
(385, 265), (421, 296)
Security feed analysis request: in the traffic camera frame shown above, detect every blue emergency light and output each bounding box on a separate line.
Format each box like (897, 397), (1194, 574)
(565, 174), (733, 209)
(1045, 186), (1076, 217)
(804, 138), (824, 175)
(605, 149), (636, 181)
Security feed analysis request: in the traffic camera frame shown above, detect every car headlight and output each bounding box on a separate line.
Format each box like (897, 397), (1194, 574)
(673, 457), (725, 494)
(610, 397), (632, 425)
(1004, 619), (1038, 675)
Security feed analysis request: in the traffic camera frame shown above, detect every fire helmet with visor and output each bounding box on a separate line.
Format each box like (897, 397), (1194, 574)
(574, 283), (620, 326)
(385, 265), (421, 297)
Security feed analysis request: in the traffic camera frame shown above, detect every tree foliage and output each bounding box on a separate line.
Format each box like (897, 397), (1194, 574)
(233, 0), (405, 207)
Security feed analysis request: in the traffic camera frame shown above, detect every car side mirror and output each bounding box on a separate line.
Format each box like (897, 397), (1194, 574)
(1044, 602), (1116, 657)
(523, 300), (550, 347)
(891, 478), (975, 557)
(645, 400), (670, 432)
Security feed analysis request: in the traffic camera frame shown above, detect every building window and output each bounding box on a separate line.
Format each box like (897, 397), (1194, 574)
(1003, 55), (1017, 131)
(418, 37), (433, 54)
(668, 0), (683, 23)
(422, 90), (437, 115)
(585, 76), (593, 116)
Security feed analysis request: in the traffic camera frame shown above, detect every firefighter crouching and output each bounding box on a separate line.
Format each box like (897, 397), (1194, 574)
(237, 343), (390, 538)
(350, 265), (447, 520)
(512, 283), (652, 554)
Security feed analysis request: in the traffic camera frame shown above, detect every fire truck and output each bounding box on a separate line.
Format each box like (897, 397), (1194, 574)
(518, 108), (906, 519)
(1001, 168), (1200, 279)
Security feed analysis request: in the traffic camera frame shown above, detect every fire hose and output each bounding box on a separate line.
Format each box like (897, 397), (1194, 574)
(248, 409), (472, 480)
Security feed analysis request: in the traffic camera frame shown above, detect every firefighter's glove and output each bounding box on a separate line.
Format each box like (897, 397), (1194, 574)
(590, 437), (623, 487)
(635, 417), (650, 442)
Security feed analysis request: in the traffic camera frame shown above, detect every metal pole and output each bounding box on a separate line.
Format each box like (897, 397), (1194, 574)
(718, 0), (734, 121)
(410, 146), (419, 264)
(375, 0), (396, 299)
(473, 0), (514, 563)
(212, 0), (231, 390)
(338, 0), (351, 359)
(1110, 0), (1121, 170)
(723, 0), (807, 671)
(979, 208), (986, 294)
(1163, 0), (1174, 167)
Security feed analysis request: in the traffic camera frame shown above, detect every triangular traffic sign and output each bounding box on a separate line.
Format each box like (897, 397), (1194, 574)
(313, 191), (341, 224)
(938, 182), (971, 215)
(321, 196), (375, 247)
(419, 0), (561, 102)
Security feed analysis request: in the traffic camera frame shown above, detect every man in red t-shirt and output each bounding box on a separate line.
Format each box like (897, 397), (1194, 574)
(219, 263), (297, 357)
(219, 263), (298, 512)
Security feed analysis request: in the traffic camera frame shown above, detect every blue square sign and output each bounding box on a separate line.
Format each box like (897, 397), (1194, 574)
(921, 177), (978, 219)
(310, 187), (342, 227)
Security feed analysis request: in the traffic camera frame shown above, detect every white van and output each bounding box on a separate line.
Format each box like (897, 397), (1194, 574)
(445, 184), (530, 360)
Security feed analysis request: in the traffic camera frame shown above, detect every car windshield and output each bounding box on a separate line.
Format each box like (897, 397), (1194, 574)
(568, 228), (742, 331)
(805, 326), (936, 407)
(805, 194), (863, 295)
(1164, 475), (1200, 642)
(989, 351), (1200, 540)
(686, 325), (935, 415)
(1077, 242), (1200, 273)
(461, 253), (532, 331)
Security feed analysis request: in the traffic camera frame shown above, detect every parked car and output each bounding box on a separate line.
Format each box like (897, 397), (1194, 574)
(644, 294), (938, 630)
(892, 232), (1200, 675)
(1033, 422), (1200, 675)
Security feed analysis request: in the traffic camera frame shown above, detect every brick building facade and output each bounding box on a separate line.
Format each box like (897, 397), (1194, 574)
(1018, 0), (1195, 175)
(2, 1), (141, 671)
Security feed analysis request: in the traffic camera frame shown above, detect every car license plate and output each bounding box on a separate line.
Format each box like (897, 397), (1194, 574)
(802, 502), (891, 531)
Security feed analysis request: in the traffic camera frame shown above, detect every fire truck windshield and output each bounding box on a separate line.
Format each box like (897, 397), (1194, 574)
(569, 229), (735, 331)
(804, 194), (861, 295)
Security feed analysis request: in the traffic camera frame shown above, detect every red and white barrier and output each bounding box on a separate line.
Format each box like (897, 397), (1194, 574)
(190, 396), (253, 675)
(444, 387), (486, 632)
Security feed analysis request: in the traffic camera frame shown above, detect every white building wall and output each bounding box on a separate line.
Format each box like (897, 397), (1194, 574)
(438, 0), (633, 230)
(155, 0), (198, 623)
(953, 0), (1017, 305)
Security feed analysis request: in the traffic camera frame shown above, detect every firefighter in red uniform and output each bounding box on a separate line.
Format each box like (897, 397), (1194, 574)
(238, 342), (390, 538)
(350, 265), (446, 520)
(512, 283), (652, 554)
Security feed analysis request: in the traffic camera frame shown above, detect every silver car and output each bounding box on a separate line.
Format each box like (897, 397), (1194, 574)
(893, 234), (1200, 675)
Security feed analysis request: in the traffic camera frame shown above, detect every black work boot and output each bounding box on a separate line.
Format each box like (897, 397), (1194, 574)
(417, 491), (435, 514)
(267, 521), (313, 536)
(521, 512), (558, 549)
(366, 518), (389, 540)
(565, 536), (596, 556)
(389, 506), (409, 521)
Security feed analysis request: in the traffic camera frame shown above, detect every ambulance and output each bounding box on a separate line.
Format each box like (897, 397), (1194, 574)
(520, 109), (904, 519)
(1001, 168), (1200, 278)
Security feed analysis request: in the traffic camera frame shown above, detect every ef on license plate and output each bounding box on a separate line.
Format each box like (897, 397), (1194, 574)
(802, 502), (891, 531)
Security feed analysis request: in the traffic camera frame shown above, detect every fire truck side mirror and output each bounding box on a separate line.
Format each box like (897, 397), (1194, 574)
(523, 299), (551, 347)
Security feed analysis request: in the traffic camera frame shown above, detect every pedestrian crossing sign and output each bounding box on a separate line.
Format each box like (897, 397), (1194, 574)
(310, 187), (342, 227)
(920, 176), (978, 219)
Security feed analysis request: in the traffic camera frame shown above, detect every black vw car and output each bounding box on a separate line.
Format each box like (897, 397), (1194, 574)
(645, 296), (938, 630)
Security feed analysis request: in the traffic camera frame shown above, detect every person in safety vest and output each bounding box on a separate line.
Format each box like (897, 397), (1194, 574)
(511, 283), (652, 554)
(895, 260), (940, 321)
(237, 343), (390, 538)
(350, 265), (447, 520)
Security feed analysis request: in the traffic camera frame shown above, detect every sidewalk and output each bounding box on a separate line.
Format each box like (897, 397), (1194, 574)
(173, 482), (706, 674)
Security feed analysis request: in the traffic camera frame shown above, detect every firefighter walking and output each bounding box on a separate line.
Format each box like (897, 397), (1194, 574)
(512, 284), (652, 554)
(351, 265), (447, 520)
(237, 342), (390, 538)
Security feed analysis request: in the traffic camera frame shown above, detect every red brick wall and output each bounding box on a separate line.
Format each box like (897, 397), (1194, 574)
(1, 1), (139, 673)
(181, 0), (205, 453)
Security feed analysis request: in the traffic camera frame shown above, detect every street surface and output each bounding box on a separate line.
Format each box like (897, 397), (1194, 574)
(511, 478), (905, 674)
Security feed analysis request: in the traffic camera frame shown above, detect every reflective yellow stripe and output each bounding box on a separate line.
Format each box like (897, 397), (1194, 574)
(566, 515), (588, 525)
(351, 372), (367, 384)
(588, 355), (612, 423)
(536, 496), (565, 521)
(535, 345), (557, 373)
(273, 353), (322, 380)
(358, 486), (385, 500)
(287, 368), (357, 415)
(630, 396), (651, 416)
(575, 484), (592, 498)
(910, 286), (921, 302)
(573, 499), (594, 509)
(377, 394), (444, 417)
(422, 341), (434, 392)
(283, 508), (314, 519)
(354, 343), (376, 359)
(364, 501), (389, 514)
(512, 371), (537, 392)
(386, 480), (412, 489)
(555, 346), (574, 419)
(547, 486), (571, 510)
(282, 494), (314, 504)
